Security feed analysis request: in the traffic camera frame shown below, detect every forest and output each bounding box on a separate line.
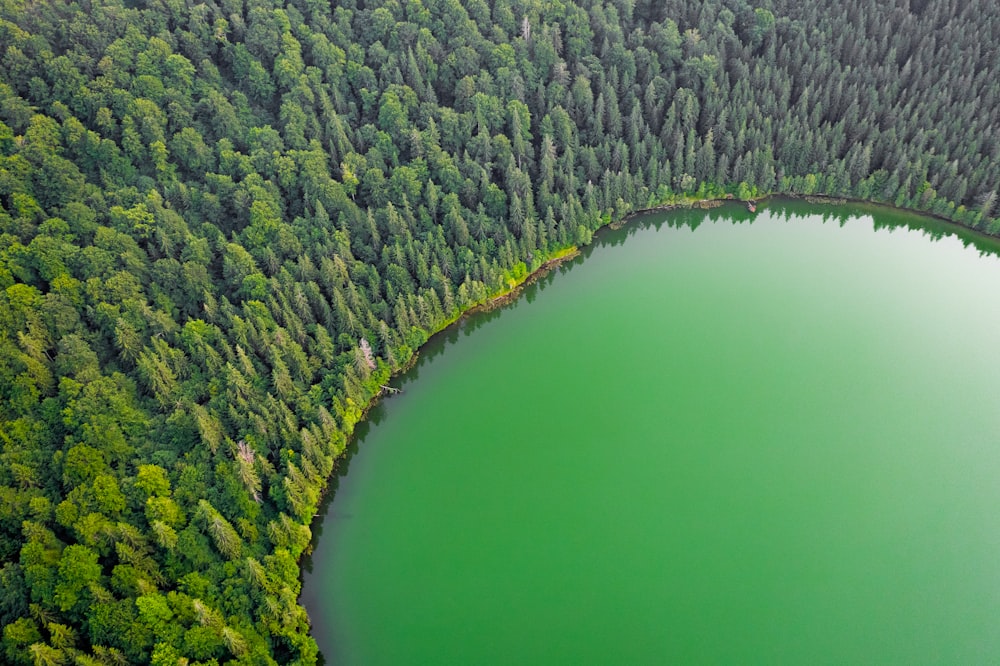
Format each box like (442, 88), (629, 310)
(0, 0), (998, 662)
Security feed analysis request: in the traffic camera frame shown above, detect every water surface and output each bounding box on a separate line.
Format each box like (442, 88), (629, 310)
(302, 200), (1000, 664)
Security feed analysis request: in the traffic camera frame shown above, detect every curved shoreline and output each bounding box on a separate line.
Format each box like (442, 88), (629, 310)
(297, 190), (1000, 518)
(297, 192), (1000, 646)
(296, 190), (1000, 546)
(301, 198), (1000, 664)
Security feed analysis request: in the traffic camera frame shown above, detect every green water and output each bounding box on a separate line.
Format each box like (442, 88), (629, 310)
(301, 201), (1000, 664)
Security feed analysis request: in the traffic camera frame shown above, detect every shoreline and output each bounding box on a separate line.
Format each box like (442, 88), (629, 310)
(300, 246), (582, 533)
(610, 192), (1000, 247)
(297, 190), (1000, 630)
(374, 246), (581, 403)
(318, 190), (996, 452)
(298, 191), (999, 543)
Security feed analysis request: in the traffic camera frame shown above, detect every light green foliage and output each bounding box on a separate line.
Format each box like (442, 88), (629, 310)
(54, 545), (100, 612)
(3, 617), (42, 665)
(135, 465), (170, 498)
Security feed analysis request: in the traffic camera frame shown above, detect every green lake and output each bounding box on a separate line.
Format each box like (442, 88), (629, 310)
(301, 200), (1000, 664)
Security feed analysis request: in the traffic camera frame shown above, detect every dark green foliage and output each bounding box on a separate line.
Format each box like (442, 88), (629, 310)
(0, 0), (997, 662)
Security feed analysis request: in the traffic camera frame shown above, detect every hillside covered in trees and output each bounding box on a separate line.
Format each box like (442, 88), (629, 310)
(1, 0), (998, 662)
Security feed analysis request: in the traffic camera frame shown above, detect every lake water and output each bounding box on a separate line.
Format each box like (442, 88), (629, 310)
(301, 200), (1000, 664)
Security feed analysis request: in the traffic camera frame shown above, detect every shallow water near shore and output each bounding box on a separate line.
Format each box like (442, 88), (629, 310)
(301, 200), (1000, 664)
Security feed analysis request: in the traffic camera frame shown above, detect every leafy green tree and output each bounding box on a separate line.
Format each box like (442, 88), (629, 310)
(53, 545), (101, 613)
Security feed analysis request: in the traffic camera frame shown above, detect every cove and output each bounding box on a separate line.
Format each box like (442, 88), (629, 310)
(301, 200), (1000, 664)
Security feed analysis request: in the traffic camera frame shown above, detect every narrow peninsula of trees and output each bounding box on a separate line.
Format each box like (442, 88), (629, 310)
(1, 0), (997, 662)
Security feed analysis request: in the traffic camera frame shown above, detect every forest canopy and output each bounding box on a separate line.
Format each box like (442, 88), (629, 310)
(1, 0), (998, 663)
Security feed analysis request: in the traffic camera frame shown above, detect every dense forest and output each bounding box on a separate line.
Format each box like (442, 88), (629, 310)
(0, 0), (997, 662)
